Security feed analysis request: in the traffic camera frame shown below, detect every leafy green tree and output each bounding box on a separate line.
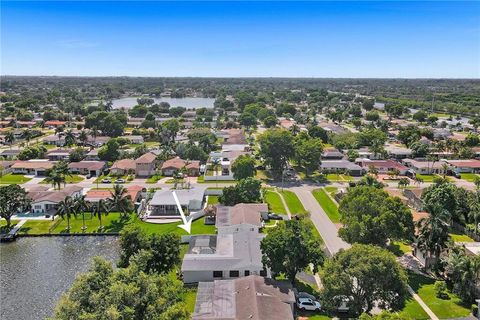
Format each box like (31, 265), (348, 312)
(338, 186), (414, 247)
(275, 103), (297, 117)
(308, 126), (329, 143)
(145, 233), (182, 274)
(161, 119), (180, 143)
(321, 244), (408, 315)
(416, 204), (450, 263)
(359, 311), (411, 320)
(410, 141), (430, 158)
(98, 138), (121, 161)
(231, 155), (256, 180)
(239, 111), (257, 128)
(219, 177), (261, 205)
(421, 181), (457, 216)
(258, 129), (295, 177)
(118, 225), (150, 267)
(263, 115), (278, 128)
(294, 137), (323, 176)
(260, 219), (324, 283)
(52, 257), (189, 320)
(412, 110), (428, 122)
(0, 185), (31, 228)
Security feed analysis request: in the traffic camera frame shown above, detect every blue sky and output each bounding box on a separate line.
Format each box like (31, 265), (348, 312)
(1, 1), (479, 78)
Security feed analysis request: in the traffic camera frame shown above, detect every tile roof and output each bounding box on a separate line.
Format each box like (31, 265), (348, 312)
(135, 152), (156, 164)
(111, 159), (136, 170)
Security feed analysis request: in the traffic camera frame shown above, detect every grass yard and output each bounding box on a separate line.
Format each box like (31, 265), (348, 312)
(460, 173), (480, 182)
(398, 296), (430, 319)
(311, 188), (341, 223)
(40, 174), (84, 184)
(279, 190), (307, 214)
(145, 175), (163, 183)
(0, 219), (19, 233)
(388, 241), (413, 257)
(18, 213), (216, 236)
(0, 173), (32, 184)
(264, 190), (287, 215)
(449, 232), (475, 242)
(207, 195), (219, 205)
(324, 186), (338, 199)
(183, 288), (198, 314)
(408, 272), (471, 319)
(415, 174), (441, 182)
(325, 173), (353, 182)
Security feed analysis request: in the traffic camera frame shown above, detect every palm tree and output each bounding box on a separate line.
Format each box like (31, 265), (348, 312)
(54, 161), (72, 187)
(441, 163), (450, 178)
(468, 191), (480, 234)
(5, 131), (14, 148)
(109, 184), (133, 219)
(211, 158), (221, 188)
(64, 129), (76, 146)
(78, 130), (88, 146)
(56, 196), (76, 231)
(416, 204), (451, 264)
(368, 165), (379, 177)
(74, 195), (89, 231)
(92, 199), (110, 230)
(45, 170), (64, 190)
(398, 178), (410, 189)
(22, 130), (32, 146)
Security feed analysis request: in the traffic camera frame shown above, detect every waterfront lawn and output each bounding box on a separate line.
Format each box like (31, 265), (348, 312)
(0, 173), (32, 184)
(0, 219), (19, 233)
(207, 195), (219, 205)
(408, 272), (471, 319)
(18, 220), (54, 235)
(460, 173), (480, 182)
(279, 190), (307, 215)
(312, 188), (341, 223)
(264, 191), (287, 215)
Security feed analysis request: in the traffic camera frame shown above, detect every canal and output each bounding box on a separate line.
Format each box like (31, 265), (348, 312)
(0, 237), (119, 320)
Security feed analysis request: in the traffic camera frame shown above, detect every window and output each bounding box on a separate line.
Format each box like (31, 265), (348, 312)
(229, 270), (239, 277)
(244, 270), (250, 276)
(259, 270), (267, 277)
(213, 271), (223, 278)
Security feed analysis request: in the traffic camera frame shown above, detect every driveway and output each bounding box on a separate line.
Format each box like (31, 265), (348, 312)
(289, 185), (350, 256)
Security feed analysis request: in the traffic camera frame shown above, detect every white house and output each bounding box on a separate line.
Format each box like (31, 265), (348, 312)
(215, 203), (268, 234)
(28, 185), (83, 215)
(147, 187), (206, 218)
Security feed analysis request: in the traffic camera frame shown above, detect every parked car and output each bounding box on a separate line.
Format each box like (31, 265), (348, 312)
(296, 297), (321, 311)
(333, 295), (353, 313)
(102, 177), (112, 183)
(268, 213), (283, 220)
(114, 178), (125, 184)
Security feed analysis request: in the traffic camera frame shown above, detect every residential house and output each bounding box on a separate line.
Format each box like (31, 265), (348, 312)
(206, 150), (249, 180)
(46, 149), (72, 161)
(0, 149), (21, 159)
(161, 157), (200, 177)
(120, 135), (144, 144)
(44, 120), (67, 128)
(68, 161), (106, 177)
(279, 118), (295, 130)
(43, 134), (66, 147)
(358, 159), (409, 175)
(85, 149), (100, 161)
(29, 185), (83, 215)
(181, 230), (266, 283)
(222, 128), (248, 146)
(0, 160), (15, 175)
(445, 160), (480, 174)
(110, 159), (136, 176)
(87, 136), (110, 147)
(135, 152), (157, 177)
(11, 160), (56, 176)
(402, 159), (447, 175)
(385, 145), (413, 160)
(192, 276), (295, 320)
(215, 203), (269, 234)
(320, 160), (364, 176)
(146, 187), (206, 218)
(85, 185), (145, 203)
(321, 148), (344, 160)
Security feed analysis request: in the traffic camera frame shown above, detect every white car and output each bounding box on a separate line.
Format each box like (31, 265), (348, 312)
(296, 297), (321, 311)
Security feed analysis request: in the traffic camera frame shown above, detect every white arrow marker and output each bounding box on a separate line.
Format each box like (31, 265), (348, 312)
(172, 191), (192, 234)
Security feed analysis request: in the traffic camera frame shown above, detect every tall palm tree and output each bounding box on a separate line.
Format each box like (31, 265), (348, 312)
(441, 163), (450, 178)
(92, 199), (110, 230)
(109, 184), (133, 219)
(5, 131), (14, 148)
(54, 161), (72, 188)
(64, 129), (76, 146)
(74, 195), (89, 231)
(22, 130), (32, 147)
(45, 170), (64, 190)
(56, 196), (76, 231)
(211, 158), (221, 188)
(416, 204), (451, 263)
(468, 191), (480, 234)
(78, 130), (88, 146)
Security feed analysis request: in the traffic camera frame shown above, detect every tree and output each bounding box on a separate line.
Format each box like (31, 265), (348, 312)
(109, 184), (134, 218)
(397, 178), (410, 188)
(0, 185), (31, 228)
(118, 225), (150, 267)
(5, 131), (15, 148)
(52, 257), (189, 320)
(64, 129), (76, 146)
(73, 195), (89, 231)
(321, 244), (408, 315)
(412, 110), (428, 122)
(44, 170), (64, 190)
(258, 129), (295, 177)
(263, 115), (278, 128)
(56, 196), (76, 231)
(260, 219), (324, 283)
(91, 199), (111, 229)
(421, 181), (457, 216)
(161, 119), (180, 143)
(219, 177), (261, 205)
(359, 311), (411, 320)
(294, 137), (323, 176)
(239, 111), (257, 128)
(231, 155), (256, 180)
(338, 186), (414, 247)
(98, 138), (121, 161)
(410, 141), (430, 158)
(308, 125), (328, 143)
(145, 233), (182, 274)
(416, 204), (450, 263)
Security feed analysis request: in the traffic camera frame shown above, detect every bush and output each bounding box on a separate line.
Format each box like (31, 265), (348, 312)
(472, 304), (478, 317)
(434, 281), (449, 299)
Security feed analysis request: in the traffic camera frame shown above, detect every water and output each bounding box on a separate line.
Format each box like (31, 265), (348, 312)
(112, 97), (215, 109)
(0, 237), (119, 320)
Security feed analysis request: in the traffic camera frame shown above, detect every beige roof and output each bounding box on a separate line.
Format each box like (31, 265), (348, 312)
(216, 203), (268, 228)
(161, 157), (200, 170)
(111, 159), (136, 170)
(135, 152), (156, 164)
(29, 185), (82, 204)
(11, 161), (56, 170)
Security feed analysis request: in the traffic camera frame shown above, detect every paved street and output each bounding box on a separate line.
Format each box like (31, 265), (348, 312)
(289, 185), (350, 256)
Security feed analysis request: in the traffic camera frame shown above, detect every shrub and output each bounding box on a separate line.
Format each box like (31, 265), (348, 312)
(434, 281), (449, 299)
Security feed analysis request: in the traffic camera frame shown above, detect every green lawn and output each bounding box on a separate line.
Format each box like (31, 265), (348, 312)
(264, 191), (287, 215)
(0, 219), (19, 234)
(415, 174), (441, 182)
(388, 241), (413, 257)
(398, 296), (430, 319)
(325, 174), (353, 182)
(0, 173), (32, 184)
(460, 173), (480, 182)
(311, 188), (341, 223)
(40, 174), (84, 184)
(279, 190), (307, 214)
(18, 213), (216, 236)
(183, 288), (198, 314)
(449, 232), (475, 242)
(324, 186), (338, 199)
(207, 195), (219, 205)
(145, 175), (163, 183)
(408, 272), (471, 319)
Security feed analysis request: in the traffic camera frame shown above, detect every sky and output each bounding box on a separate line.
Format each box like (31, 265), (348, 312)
(1, 1), (479, 78)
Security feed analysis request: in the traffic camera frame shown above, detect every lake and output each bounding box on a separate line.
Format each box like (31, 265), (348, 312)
(0, 237), (119, 320)
(112, 97), (215, 109)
